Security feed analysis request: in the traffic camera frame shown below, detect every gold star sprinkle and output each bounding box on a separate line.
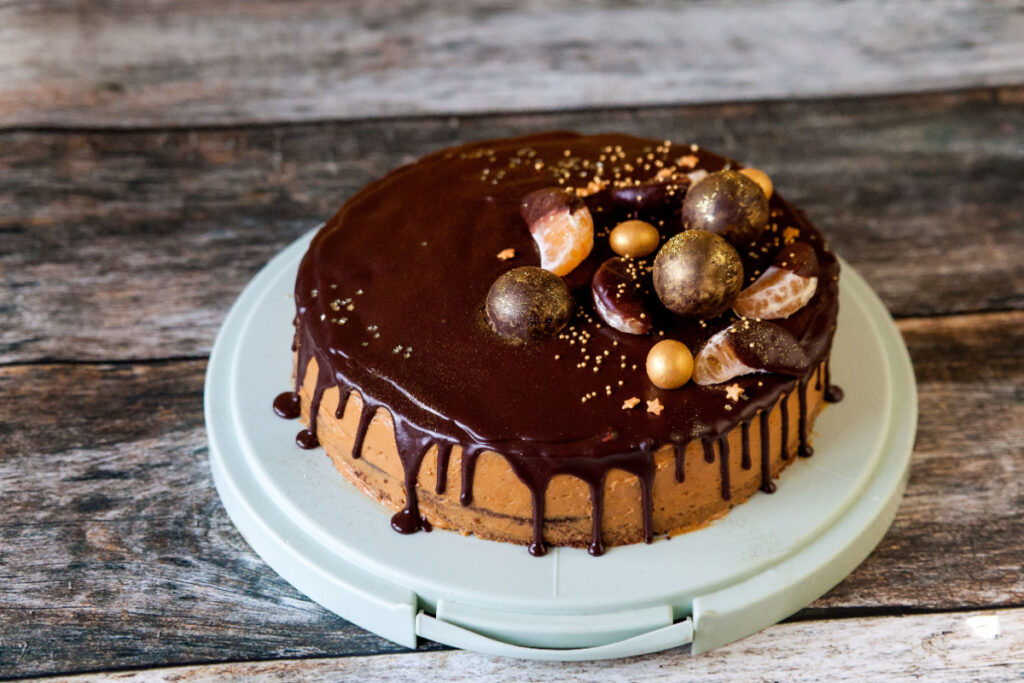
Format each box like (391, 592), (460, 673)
(725, 383), (744, 402)
(646, 398), (664, 416)
(622, 397), (641, 410)
(783, 227), (801, 244)
(676, 154), (699, 168)
(497, 248), (516, 260)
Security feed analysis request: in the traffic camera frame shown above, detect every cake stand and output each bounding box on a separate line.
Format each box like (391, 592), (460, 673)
(205, 229), (916, 660)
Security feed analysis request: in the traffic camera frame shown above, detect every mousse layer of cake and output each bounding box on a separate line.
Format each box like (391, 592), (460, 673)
(295, 356), (828, 549)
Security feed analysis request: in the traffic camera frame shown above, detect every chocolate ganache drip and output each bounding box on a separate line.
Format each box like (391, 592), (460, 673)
(274, 132), (842, 555)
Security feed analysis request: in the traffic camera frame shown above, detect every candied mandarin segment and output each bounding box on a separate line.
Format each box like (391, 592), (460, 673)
(533, 210), (593, 276)
(733, 267), (818, 320)
(694, 321), (810, 385)
(521, 187), (594, 276)
(733, 241), (819, 320)
(693, 328), (758, 385)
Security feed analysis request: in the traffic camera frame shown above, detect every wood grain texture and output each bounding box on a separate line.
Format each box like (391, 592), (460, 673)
(0, 361), (446, 679)
(1, 311), (1021, 678)
(2, 2), (1021, 676)
(1, 0), (1023, 128)
(3, 88), (1022, 364)
(811, 311), (1024, 613)
(46, 607), (1024, 682)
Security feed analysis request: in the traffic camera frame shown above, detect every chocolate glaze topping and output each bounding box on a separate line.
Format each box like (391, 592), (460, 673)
(273, 391), (301, 419)
(277, 132), (842, 555)
(729, 321), (811, 376)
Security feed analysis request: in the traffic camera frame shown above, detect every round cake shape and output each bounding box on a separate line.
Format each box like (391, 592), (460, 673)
(277, 132), (842, 556)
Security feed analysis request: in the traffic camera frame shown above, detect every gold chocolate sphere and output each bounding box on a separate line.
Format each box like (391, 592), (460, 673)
(646, 339), (694, 390)
(652, 230), (743, 318)
(682, 170), (768, 247)
(486, 267), (572, 342)
(609, 220), (660, 258)
(739, 167), (774, 199)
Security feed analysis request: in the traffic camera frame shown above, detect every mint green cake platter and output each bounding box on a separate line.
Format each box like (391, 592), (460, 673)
(206, 229), (916, 660)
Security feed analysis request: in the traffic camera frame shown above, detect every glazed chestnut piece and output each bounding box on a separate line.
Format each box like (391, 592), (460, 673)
(486, 266), (572, 342)
(682, 170), (769, 247)
(652, 231), (743, 319)
(591, 257), (653, 335)
(583, 180), (679, 228)
(608, 181), (671, 213)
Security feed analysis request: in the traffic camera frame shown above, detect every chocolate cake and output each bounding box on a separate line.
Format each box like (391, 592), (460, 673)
(273, 132), (843, 556)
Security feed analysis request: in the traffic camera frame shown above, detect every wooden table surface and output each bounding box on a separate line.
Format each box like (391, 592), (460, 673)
(2, 2), (1023, 680)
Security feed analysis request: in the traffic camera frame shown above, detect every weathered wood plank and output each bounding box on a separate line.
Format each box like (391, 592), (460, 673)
(2, 89), (1022, 364)
(0, 362), (446, 679)
(1, 0), (1022, 128)
(0, 311), (1020, 677)
(811, 311), (1024, 612)
(45, 607), (1024, 682)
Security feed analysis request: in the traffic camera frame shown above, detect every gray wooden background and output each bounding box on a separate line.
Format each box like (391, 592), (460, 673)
(4, 0), (1024, 127)
(2, 1), (1023, 680)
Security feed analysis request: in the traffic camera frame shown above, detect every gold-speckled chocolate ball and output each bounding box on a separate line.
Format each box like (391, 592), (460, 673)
(609, 220), (660, 258)
(739, 167), (773, 199)
(652, 231), (743, 318)
(682, 170), (769, 246)
(646, 339), (694, 389)
(486, 266), (571, 342)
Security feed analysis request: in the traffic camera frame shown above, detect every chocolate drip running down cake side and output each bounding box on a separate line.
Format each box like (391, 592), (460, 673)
(273, 132), (843, 557)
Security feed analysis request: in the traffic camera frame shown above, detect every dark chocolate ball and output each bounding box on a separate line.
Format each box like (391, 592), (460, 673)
(682, 170), (769, 247)
(652, 231), (743, 318)
(486, 266), (572, 342)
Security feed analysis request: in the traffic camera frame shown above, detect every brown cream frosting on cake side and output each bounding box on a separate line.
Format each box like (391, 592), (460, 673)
(274, 132), (843, 556)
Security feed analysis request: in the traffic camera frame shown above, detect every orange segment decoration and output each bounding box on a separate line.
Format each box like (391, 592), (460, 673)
(693, 328), (759, 385)
(520, 187), (594, 276)
(733, 242), (819, 320)
(694, 320), (810, 385)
